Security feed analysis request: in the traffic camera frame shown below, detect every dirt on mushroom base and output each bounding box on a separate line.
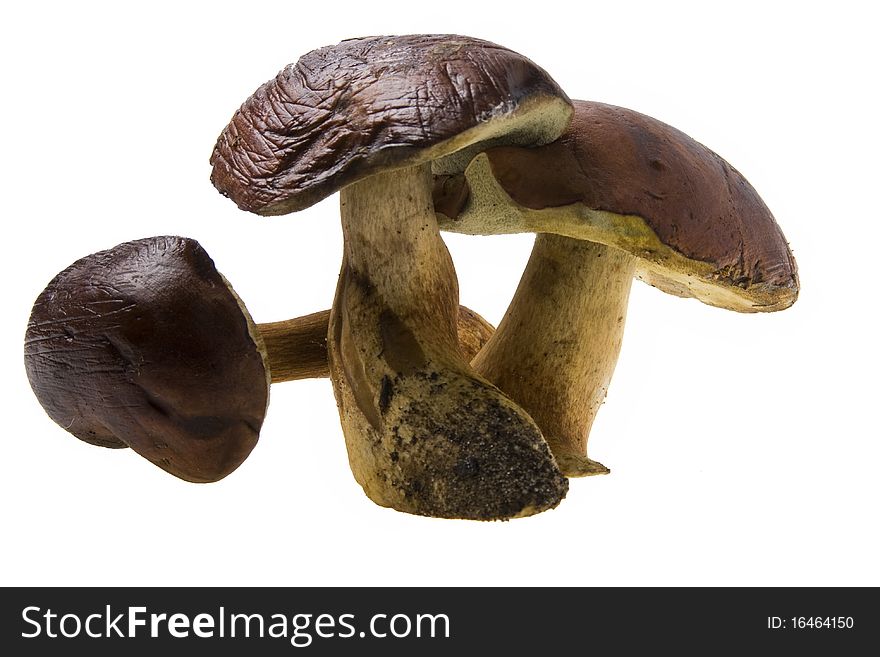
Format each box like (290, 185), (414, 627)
(340, 367), (569, 520)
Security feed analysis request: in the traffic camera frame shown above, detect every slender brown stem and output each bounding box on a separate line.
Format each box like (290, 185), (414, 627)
(258, 311), (331, 384)
(258, 306), (495, 384)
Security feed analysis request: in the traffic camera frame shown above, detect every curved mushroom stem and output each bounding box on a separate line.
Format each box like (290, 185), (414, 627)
(258, 307), (495, 384)
(328, 164), (567, 519)
(472, 234), (636, 477)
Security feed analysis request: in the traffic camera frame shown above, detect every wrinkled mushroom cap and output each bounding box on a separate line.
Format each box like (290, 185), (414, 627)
(438, 100), (799, 312)
(210, 34), (572, 215)
(24, 236), (270, 483)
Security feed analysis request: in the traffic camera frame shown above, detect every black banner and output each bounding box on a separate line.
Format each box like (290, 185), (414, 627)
(1, 587), (873, 654)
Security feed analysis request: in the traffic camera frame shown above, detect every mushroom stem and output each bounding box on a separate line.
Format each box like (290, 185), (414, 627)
(259, 311), (330, 383)
(328, 163), (567, 519)
(258, 307), (495, 384)
(472, 234), (636, 476)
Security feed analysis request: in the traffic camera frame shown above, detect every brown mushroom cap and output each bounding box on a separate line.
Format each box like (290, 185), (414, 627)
(438, 100), (799, 312)
(210, 34), (572, 215)
(24, 236), (269, 483)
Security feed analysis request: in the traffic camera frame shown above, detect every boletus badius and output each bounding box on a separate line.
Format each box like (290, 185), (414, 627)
(210, 35), (573, 519)
(434, 100), (799, 476)
(24, 236), (494, 483)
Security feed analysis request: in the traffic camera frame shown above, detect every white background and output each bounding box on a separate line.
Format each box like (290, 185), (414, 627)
(2, 1), (877, 586)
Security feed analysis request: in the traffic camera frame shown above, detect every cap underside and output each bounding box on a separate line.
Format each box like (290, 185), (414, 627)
(440, 153), (797, 312)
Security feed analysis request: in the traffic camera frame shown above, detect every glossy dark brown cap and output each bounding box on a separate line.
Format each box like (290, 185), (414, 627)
(24, 236), (269, 483)
(210, 34), (572, 215)
(443, 100), (799, 311)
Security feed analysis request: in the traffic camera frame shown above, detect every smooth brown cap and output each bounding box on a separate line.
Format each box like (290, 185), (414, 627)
(442, 100), (799, 311)
(24, 236), (269, 483)
(210, 34), (572, 215)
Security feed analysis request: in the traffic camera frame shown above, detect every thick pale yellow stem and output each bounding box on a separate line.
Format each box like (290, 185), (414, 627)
(327, 164), (567, 519)
(473, 234), (635, 476)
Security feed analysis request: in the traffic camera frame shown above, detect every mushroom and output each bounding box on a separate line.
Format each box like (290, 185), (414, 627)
(210, 35), (573, 519)
(435, 100), (799, 476)
(25, 236), (495, 482)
